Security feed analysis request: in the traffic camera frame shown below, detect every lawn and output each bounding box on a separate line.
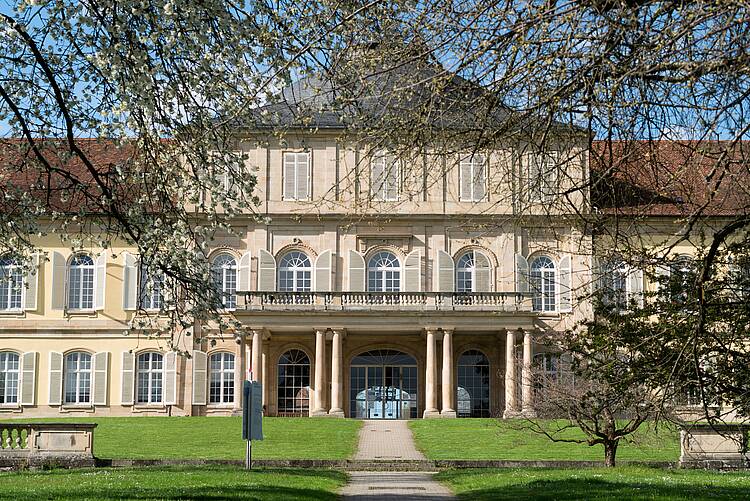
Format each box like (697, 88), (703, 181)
(409, 419), (679, 462)
(32, 417), (361, 460)
(436, 466), (750, 500)
(0, 466), (346, 500)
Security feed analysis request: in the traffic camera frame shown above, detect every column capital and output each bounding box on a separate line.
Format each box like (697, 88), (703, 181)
(313, 327), (329, 335)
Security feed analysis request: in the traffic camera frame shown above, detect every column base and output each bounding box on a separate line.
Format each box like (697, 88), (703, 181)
(502, 409), (524, 419)
(423, 409), (441, 418)
(328, 409), (345, 418)
(521, 408), (537, 418)
(311, 409), (329, 417)
(440, 409), (457, 418)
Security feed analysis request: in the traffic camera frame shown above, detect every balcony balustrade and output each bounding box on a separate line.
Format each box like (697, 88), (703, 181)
(238, 291), (534, 312)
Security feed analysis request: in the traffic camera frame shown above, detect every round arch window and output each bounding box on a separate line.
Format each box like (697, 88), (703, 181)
(367, 251), (401, 292)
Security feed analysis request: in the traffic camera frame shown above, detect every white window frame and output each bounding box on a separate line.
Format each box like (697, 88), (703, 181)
(211, 254), (237, 310)
(64, 351), (92, 405)
(371, 152), (400, 202)
(283, 151), (311, 201)
(209, 352), (235, 405)
(67, 254), (95, 311)
(0, 352), (19, 405)
(136, 352), (163, 405)
(460, 154), (487, 202)
(0, 257), (23, 312)
(367, 251), (402, 292)
(277, 251), (313, 292)
(456, 252), (476, 293)
(530, 255), (557, 312)
(527, 151), (559, 203)
(139, 264), (164, 311)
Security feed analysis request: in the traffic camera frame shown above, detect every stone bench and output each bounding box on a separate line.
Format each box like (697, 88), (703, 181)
(680, 423), (749, 469)
(0, 422), (97, 468)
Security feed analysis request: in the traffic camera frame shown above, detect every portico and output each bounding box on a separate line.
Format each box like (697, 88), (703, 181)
(238, 293), (541, 419)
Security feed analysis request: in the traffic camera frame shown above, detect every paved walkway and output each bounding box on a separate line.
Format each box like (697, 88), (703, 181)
(341, 420), (456, 500)
(354, 420), (425, 460)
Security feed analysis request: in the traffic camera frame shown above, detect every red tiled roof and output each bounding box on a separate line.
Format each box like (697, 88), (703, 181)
(590, 140), (750, 217)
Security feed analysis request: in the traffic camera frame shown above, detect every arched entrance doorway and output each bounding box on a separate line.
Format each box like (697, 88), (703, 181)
(350, 349), (418, 419)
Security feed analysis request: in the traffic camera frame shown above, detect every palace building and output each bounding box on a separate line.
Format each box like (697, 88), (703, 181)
(0, 68), (729, 420)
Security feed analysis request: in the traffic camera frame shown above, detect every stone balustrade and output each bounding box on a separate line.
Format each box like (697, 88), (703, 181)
(0, 422), (97, 468)
(241, 291), (533, 312)
(680, 423), (749, 468)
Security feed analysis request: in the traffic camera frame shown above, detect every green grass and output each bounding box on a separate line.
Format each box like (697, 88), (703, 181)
(31, 417), (361, 460)
(409, 419), (679, 461)
(0, 466), (346, 500)
(436, 466), (750, 500)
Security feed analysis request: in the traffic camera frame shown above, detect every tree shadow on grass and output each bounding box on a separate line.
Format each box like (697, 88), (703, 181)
(448, 478), (750, 501)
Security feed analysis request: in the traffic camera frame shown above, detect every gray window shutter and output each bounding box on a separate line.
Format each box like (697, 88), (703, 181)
(460, 159), (472, 201)
(474, 156), (487, 201)
(164, 351), (177, 405)
(238, 251), (252, 292)
(93, 352), (109, 405)
(20, 352), (36, 406)
(314, 250), (332, 292)
(121, 351), (134, 405)
(122, 253), (138, 311)
(437, 250), (455, 292)
(629, 268), (644, 308)
(404, 250), (421, 292)
(48, 351), (63, 405)
(386, 157), (400, 201)
(192, 350), (207, 405)
(24, 253), (39, 311)
(474, 251), (492, 292)
(348, 250), (365, 291)
(371, 156), (385, 200)
(559, 255), (572, 312)
(94, 253), (107, 311)
(257, 249), (276, 292)
(283, 153), (296, 200)
(297, 153), (310, 200)
(515, 254), (529, 293)
(51, 251), (66, 310)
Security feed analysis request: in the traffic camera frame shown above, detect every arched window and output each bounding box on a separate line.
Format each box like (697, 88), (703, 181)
(456, 350), (490, 417)
(68, 254), (95, 310)
(64, 352), (92, 404)
(278, 251), (312, 292)
(367, 251), (401, 292)
(277, 349), (310, 416)
(0, 256), (23, 311)
(209, 352), (235, 404)
(455, 250), (491, 293)
(136, 352), (163, 404)
(668, 255), (697, 303)
(211, 254), (237, 309)
(530, 256), (556, 312)
(0, 352), (20, 404)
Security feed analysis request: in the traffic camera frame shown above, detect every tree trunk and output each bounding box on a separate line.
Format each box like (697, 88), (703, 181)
(604, 440), (618, 467)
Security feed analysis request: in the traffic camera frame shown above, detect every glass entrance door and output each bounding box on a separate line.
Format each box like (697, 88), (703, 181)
(350, 350), (418, 419)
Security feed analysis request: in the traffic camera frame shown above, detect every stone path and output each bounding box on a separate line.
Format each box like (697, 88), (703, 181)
(341, 420), (456, 500)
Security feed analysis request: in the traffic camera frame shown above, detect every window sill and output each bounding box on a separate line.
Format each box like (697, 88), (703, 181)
(0, 404), (22, 413)
(66, 310), (98, 318)
(132, 405), (167, 414)
(60, 405), (95, 413)
(0, 310), (25, 318)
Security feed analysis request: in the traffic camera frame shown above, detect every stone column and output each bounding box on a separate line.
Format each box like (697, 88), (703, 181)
(440, 329), (456, 417)
(251, 330), (262, 384)
(424, 329), (440, 417)
(234, 334), (245, 412)
(329, 329), (345, 417)
(522, 331), (536, 417)
(312, 329), (327, 416)
(503, 330), (519, 418)
(262, 340), (269, 409)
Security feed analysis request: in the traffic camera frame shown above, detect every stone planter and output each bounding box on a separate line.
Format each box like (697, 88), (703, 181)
(680, 423), (748, 469)
(0, 422), (97, 468)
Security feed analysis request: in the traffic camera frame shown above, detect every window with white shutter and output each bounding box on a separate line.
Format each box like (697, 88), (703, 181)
(459, 154), (487, 202)
(283, 152), (310, 201)
(371, 153), (400, 201)
(527, 151), (559, 203)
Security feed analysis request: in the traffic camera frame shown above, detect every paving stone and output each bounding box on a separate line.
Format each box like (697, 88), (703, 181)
(354, 420), (426, 460)
(340, 471), (455, 500)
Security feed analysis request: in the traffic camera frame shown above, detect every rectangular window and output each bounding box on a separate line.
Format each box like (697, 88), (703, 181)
(527, 151), (559, 203)
(139, 265), (165, 310)
(371, 153), (400, 201)
(460, 154), (487, 202)
(283, 152), (310, 201)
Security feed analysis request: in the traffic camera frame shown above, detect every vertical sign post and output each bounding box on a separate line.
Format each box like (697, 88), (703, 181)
(242, 380), (263, 469)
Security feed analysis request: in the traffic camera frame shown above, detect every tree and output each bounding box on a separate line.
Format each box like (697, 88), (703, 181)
(522, 329), (661, 467)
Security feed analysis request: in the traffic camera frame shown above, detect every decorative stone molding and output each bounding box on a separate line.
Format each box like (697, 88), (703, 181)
(274, 242), (318, 260)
